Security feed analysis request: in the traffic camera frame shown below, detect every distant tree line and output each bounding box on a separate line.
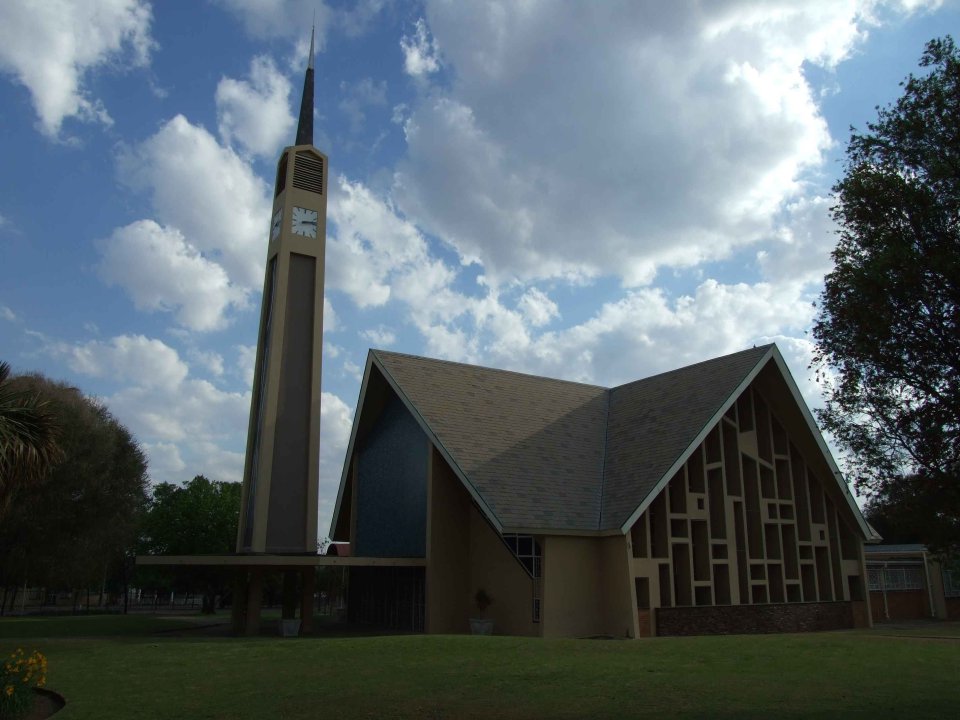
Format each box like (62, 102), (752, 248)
(0, 363), (242, 614)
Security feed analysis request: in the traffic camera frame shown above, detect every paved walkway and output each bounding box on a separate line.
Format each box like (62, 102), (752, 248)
(865, 619), (960, 640)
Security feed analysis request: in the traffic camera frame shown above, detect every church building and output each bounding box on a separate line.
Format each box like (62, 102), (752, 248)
(142, 27), (874, 639)
(329, 344), (875, 637)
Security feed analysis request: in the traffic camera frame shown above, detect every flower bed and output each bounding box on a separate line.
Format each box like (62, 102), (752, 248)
(1, 649), (47, 719)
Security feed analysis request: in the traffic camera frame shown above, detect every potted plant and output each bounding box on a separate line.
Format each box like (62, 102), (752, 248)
(280, 618), (302, 637)
(469, 589), (494, 635)
(0, 648), (58, 720)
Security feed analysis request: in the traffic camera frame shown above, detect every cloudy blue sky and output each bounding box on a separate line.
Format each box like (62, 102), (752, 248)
(0, 0), (956, 536)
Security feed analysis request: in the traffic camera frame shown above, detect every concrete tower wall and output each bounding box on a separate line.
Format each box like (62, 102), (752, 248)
(266, 252), (317, 551)
(236, 144), (329, 554)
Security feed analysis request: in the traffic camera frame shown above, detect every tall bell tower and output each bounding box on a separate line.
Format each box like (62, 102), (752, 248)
(236, 27), (327, 554)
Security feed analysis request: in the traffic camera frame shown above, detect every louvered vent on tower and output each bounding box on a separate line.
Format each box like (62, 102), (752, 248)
(293, 152), (323, 195)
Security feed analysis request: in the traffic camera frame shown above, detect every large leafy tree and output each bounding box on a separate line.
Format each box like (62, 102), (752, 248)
(813, 37), (960, 554)
(138, 475), (241, 556)
(0, 361), (60, 518)
(136, 475), (241, 612)
(0, 372), (148, 608)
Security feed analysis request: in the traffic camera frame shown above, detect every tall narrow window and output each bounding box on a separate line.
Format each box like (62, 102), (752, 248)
(504, 534), (542, 622)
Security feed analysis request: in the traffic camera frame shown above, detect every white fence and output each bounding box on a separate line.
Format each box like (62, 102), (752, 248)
(0, 586), (204, 615)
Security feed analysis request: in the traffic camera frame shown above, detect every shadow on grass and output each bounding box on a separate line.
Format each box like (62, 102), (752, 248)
(2, 619), (960, 719)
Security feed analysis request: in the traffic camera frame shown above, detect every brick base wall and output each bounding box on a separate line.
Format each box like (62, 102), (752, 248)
(655, 602), (854, 636)
(851, 600), (870, 628)
(636, 610), (652, 637)
(869, 590), (929, 622)
(945, 597), (960, 620)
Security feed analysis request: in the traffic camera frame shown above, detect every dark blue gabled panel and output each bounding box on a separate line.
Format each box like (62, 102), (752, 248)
(354, 393), (427, 557)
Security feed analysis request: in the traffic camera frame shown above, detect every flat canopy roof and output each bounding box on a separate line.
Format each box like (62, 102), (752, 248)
(864, 544), (926, 554)
(136, 554), (426, 568)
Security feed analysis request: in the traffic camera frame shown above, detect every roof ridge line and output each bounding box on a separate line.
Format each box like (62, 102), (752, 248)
(597, 388), (612, 531)
(372, 348), (608, 391)
(611, 344), (775, 393)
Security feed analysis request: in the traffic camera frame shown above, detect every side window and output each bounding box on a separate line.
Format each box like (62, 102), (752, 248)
(503, 534), (542, 578)
(944, 568), (960, 598)
(504, 534), (542, 622)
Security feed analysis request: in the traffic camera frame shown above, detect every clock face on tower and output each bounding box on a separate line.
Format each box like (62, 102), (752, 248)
(291, 206), (318, 238)
(270, 208), (282, 239)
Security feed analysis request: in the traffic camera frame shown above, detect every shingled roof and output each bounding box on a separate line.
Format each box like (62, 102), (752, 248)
(363, 344), (774, 533)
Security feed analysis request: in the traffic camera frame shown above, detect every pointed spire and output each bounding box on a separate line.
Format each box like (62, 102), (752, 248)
(295, 23), (315, 146)
(307, 17), (315, 70)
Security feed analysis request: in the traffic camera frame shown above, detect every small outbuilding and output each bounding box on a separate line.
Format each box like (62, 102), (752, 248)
(865, 544), (960, 623)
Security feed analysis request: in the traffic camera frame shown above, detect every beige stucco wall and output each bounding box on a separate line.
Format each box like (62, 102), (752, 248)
(426, 448), (539, 636)
(542, 535), (637, 639)
(467, 505), (540, 636)
(542, 536), (602, 637)
(425, 447), (470, 633)
(600, 535), (640, 638)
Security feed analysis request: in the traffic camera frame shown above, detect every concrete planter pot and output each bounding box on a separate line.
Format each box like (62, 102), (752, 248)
(469, 618), (494, 635)
(280, 619), (302, 637)
(28, 687), (66, 719)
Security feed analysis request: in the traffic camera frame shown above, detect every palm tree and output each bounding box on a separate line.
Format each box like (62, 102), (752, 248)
(0, 361), (60, 517)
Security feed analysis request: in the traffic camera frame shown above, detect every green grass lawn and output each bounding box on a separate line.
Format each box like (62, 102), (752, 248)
(2, 616), (958, 719)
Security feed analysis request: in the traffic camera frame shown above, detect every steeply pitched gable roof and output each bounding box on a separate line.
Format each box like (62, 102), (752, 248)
(358, 345), (773, 533)
(601, 346), (772, 529)
(371, 351), (608, 531)
(330, 343), (870, 540)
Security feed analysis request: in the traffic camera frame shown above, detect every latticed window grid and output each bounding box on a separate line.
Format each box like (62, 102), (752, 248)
(943, 568), (960, 598)
(503, 534), (542, 578)
(871, 567), (924, 591)
(503, 534), (542, 622)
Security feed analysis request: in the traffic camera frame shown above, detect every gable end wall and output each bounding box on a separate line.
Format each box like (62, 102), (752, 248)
(626, 377), (870, 635)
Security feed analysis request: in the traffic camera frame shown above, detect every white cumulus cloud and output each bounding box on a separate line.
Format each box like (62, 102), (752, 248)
(400, 18), (441, 77)
(360, 325), (397, 347)
(517, 288), (559, 328)
(216, 55), (295, 158)
(188, 349), (226, 377)
(392, 1), (926, 286)
(116, 114), (272, 290)
(214, 0), (331, 41)
(318, 391), (354, 530)
(61, 334), (189, 388)
(327, 176), (444, 308)
(0, 0), (154, 137)
(51, 335), (251, 482)
(97, 220), (248, 332)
